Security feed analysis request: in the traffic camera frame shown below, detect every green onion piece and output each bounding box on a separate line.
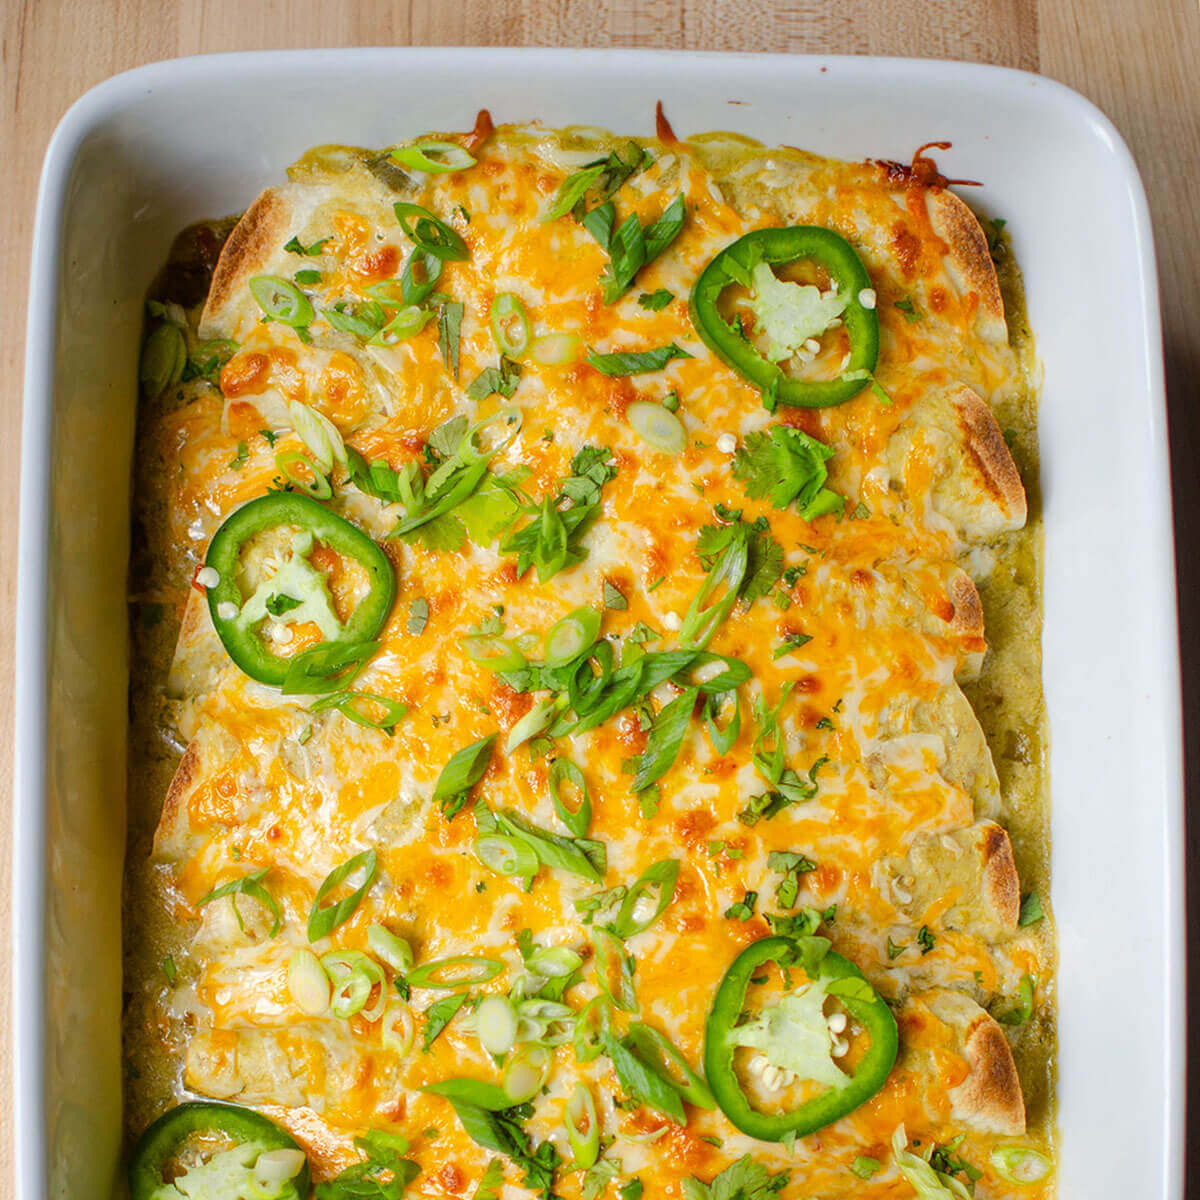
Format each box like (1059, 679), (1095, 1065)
(475, 833), (539, 880)
(433, 735), (497, 802)
(310, 690), (408, 733)
(198, 868), (282, 937)
(475, 994), (519, 1055)
(323, 949), (386, 1019)
(274, 450), (332, 499)
(503, 1044), (552, 1103)
(505, 696), (561, 754)
(249, 275), (314, 327)
(308, 849), (378, 941)
(376, 250), (443, 306)
(462, 634), (527, 673)
(490, 293), (531, 357)
(281, 639), (380, 697)
(627, 400), (686, 455)
(422, 993), (470, 1051)
(990, 1146), (1052, 1185)
(140, 322), (187, 397)
(393, 202), (469, 262)
(548, 758), (592, 837)
(495, 810), (606, 882)
(406, 955), (505, 990)
(1018, 891), (1044, 926)
(391, 141), (477, 173)
(602, 1033), (685, 1123)
(423, 1077), (512, 1111)
(593, 929), (637, 1011)
(679, 531), (749, 651)
(456, 406), (524, 465)
(565, 1083), (600, 1169)
(382, 1004), (416, 1055)
(623, 1021), (715, 1109)
(371, 304), (434, 346)
(528, 332), (581, 365)
(610, 858), (679, 938)
(572, 996), (613, 1063)
(544, 607), (602, 666)
(288, 948), (330, 1015)
(704, 690), (741, 754)
(516, 998), (575, 1045)
(367, 924), (414, 973)
(850, 1156), (881, 1180)
(630, 686), (700, 792)
(525, 945), (583, 979)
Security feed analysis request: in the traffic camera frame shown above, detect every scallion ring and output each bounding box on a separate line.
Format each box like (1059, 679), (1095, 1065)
(308, 850), (378, 942)
(249, 275), (314, 328)
(544, 607), (602, 667)
(391, 141), (477, 173)
(288, 948), (331, 1015)
(369, 305), (433, 346)
(990, 1147), (1052, 1185)
(524, 945), (583, 979)
(393, 202), (469, 262)
(406, 955), (505, 990)
(572, 996), (612, 1063)
(475, 834), (539, 879)
(461, 634), (527, 673)
(275, 450), (332, 500)
(517, 999), (575, 1045)
(505, 695), (561, 753)
(475, 994), (519, 1055)
(503, 1043), (552, 1103)
(381, 1003), (415, 1056)
(627, 400), (686, 455)
(490, 293), (531, 357)
(565, 1083), (600, 1169)
(704, 690), (742, 754)
(367, 924), (414, 973)
(456, 406), (524, 465)
(310, 691), (408, 734)
(548, 758), (592, 837)
(321, 950), (385, 1020)
(401, 250), (443, 305)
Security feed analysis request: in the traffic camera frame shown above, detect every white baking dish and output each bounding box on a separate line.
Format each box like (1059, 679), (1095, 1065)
(16, 49), (1180, 1199)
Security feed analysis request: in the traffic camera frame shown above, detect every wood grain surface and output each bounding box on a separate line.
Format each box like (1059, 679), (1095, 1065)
(1, 0), (1198, 1193)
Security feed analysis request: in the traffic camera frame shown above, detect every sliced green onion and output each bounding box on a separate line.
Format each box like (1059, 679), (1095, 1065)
(310, 691), (408, 734)
(495, 810), (606, 883)
(406, 955), (505, 990)
(610, 859), (679, 939)
(391, 141), (477, 173)
(627, 400), (686, 455)
(573, 996), (612, 1063)
(462, 635), (527, 673)
(603, 1033), (685, 1124)
(475, 995), (518, 1055)
(503, 1043), (552, 1103)
(990, 1147), (1052, 1185)
(490, 294), (531, 357)
(275, 450), (332, 500)
(704, 690), (742, 754)
(367, 924), (414, 973)
(382, 1003), (415, 1055)
(308, 849), (378, 941)
(565, 1083), (600, 1169)
(433, 735), (497, 802)
(475, 834), (539, 880)
(250, 275), (314, 327)
(525, 945), (583, 979)
(528, 332), (581, 365)
(401, 250), (443, 306)
(370, 304), (434, 346)
(517, 999), (575, 1045)
(505, 696), (561, 754)
(288, 948), (330, 1015)
(456, 407), (524, 465)
(548, 759), (592, 837)
(282, 639), (379, 697)
(393, 202), (469, 262)
(544, 607), (602, 666)
(624, 1021), (715, 1109)
(322, 949), (386, 1019)
(198, 869), (282, 937)
(593, 929), (637, 1011)
(287, 399), (347, 472)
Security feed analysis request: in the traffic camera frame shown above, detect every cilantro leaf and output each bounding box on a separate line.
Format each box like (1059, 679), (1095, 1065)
(731, 426), (844, 521)
(682, 1156), (789, 1200)
(638, 289), (674, 311)
(586, 343), (692, 376)
(466, 356), (523, 400)
(422, 992), (469, 1051)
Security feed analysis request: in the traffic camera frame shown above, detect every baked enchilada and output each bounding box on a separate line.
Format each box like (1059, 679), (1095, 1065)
(124, 110), (1053, 1199)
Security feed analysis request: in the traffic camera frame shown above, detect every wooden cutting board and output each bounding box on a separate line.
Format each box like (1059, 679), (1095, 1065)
(1, 0), (1197, 1193)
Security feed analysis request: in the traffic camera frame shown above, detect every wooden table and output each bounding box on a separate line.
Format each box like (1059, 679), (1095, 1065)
(1, 0), (1197, 1192)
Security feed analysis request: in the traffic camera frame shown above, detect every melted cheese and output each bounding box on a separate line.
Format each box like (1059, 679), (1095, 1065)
(127, 122), (1052, 1198)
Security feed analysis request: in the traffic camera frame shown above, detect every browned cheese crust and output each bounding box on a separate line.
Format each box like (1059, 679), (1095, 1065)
(925, 189), (1007, 347)
(950, 385), (1029, 530)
